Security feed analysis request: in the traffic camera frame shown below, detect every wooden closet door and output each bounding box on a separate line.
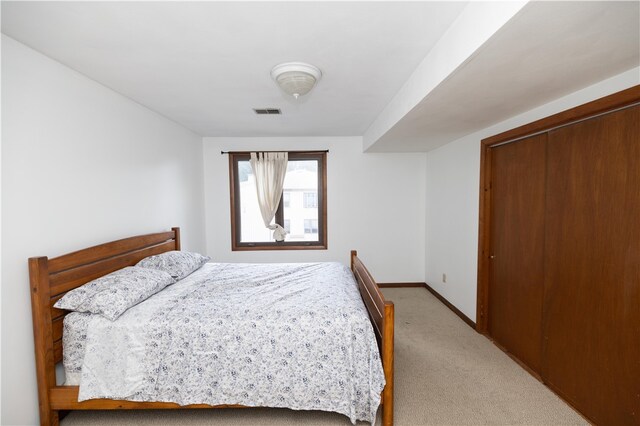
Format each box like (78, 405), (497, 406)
(489, 133), (547, 373)
(543, 104), (640, 425)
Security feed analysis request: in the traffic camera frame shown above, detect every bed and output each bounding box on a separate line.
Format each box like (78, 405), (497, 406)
(29, 228), (394, 426)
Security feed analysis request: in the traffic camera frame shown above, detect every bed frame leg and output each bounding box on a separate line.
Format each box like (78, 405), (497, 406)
(382, 301), (395, 426)
(382, 393), (393, 426)
(39, 410), (59, 426)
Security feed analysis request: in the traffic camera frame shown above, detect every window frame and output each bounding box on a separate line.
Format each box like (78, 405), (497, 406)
(228, 151), (327, 251)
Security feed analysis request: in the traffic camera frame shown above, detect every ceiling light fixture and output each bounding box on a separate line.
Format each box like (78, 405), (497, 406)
(271, 62), (322, 99)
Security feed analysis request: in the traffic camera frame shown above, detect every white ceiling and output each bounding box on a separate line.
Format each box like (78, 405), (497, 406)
(1, 1), (467, 137)
(367, 1), (640, 152)
(3, 2), (638, 150)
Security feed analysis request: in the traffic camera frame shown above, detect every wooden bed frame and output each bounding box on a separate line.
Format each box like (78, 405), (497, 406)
(29, 228), (395, 426)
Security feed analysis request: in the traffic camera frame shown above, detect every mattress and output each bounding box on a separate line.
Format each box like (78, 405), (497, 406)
(62, 262), (385, 424)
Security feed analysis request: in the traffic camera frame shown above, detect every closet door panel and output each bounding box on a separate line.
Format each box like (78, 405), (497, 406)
(489, 133), (547, 373)
(543, 105), (640, 425)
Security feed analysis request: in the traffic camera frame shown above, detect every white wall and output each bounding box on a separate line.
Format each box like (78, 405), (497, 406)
(1, 36), (206, 425)
(203, 137), (426, 283)
(424, 67), (640, 321)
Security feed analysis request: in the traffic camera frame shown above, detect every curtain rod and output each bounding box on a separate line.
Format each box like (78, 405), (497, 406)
(220, 150), (329, 155)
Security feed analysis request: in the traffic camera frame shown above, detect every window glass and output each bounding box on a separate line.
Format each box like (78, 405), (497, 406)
(238, 160), (272, 243)
(282, 161), (318, 242)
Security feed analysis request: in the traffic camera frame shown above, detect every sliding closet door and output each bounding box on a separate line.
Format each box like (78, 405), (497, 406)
(543, 104), (640, 425)
(488, 133), (547, 373)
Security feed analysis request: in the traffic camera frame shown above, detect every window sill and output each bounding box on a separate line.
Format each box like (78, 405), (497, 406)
(231, 243), (327, 251)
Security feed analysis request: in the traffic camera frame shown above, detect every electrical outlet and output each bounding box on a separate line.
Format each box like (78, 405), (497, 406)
(442, 273), (447, 283)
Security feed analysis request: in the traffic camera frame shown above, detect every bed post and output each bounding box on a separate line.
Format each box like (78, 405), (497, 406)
(28, 256), (59, 426)
(351, 249), (394, 425)
(172, 227), (181, 251)
(382, 301), (395, 426)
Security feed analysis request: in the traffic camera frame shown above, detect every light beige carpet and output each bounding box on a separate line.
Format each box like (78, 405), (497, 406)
(61, 288), (586, 426)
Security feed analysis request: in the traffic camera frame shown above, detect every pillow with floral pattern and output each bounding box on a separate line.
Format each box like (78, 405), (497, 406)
(136, 250), (210, 280)
(54, 266), (175, 320)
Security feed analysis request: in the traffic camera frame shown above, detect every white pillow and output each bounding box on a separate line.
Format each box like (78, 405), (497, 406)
(54, 266), (175, 320)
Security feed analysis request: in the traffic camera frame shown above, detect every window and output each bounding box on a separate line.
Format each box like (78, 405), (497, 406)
(303, 192), (317, 208)
(229, 151), (327, 250)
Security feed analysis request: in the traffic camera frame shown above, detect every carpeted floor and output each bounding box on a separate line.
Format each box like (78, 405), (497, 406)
(61, 288), (586, 426)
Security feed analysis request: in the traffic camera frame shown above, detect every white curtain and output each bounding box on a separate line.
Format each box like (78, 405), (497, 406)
(250, 152), (288, 241)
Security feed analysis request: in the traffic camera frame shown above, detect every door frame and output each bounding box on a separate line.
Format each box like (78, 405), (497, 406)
(476, 85), (640, 334)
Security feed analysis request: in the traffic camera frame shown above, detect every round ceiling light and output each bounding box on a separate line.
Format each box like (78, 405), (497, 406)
(271, 62), (322, 99)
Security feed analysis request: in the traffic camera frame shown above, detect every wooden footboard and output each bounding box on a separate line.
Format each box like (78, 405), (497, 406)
(351, 250), (395, 426)
(28, 230), (393, 426)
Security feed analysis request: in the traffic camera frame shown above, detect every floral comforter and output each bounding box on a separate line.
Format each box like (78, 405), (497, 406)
(63, 262), (385, 424)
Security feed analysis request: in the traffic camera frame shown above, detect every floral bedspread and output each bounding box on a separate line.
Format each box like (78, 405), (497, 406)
(65, 262), (385, 424)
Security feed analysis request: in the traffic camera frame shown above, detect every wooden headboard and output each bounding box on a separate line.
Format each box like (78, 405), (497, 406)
(28, 227), (181, 424)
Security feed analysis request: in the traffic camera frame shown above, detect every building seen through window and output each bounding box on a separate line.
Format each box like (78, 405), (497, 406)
(304, 219), (318, 234)
(303, 192), (317, 208)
